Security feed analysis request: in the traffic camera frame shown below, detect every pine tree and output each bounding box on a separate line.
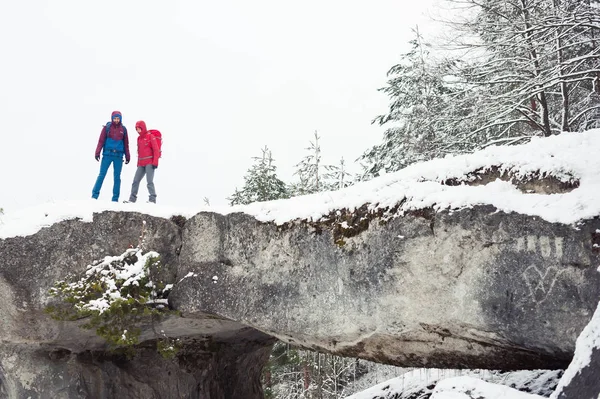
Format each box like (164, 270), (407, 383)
(290, 131), (322, 196)
(360, 28), (462, 177)
(228, 146), (288, 205)
(228, 188), (247, 206)
(322, 158), (354, 191)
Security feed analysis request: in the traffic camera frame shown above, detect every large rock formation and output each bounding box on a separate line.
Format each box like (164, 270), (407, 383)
(171, 206), (600, 371)
(0, 212), (273, 399)
(1, 204), (599, 398)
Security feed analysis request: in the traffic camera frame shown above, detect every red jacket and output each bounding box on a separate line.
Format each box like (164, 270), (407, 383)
(135, 121), (160, 167)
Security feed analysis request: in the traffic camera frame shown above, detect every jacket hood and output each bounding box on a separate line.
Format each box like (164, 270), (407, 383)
(111, 110), (122, 124)
(135, 120), (148, 135)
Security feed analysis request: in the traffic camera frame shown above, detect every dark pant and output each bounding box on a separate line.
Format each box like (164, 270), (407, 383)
(92, 155), (123, 202)
(129, 165), (157, 203)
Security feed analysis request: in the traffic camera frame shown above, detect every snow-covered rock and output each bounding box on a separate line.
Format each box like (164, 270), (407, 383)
(550, 299), (600, 399)
(2, 131), (600, 398)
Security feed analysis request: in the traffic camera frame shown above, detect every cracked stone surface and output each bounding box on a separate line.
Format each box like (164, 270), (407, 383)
(1, 206), (600, 398)
(0, 211), (274, 399)
(170, 206), (600, 371)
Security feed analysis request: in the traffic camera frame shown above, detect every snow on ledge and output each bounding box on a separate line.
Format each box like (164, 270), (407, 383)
(430, 376), (544, 399)
(1, 130), (600, 239)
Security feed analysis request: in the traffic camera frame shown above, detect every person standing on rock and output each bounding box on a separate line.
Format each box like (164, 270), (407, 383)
(126, 120), (160, 204)
(92, 111), (131, 201)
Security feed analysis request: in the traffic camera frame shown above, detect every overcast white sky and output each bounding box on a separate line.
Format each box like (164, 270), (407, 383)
(0, 0), (437, 210)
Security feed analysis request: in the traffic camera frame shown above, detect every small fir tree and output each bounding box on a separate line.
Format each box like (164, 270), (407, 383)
(322, 157), (354, 191)
(290, 131), (322, 196)
(228, 146), (288, 205)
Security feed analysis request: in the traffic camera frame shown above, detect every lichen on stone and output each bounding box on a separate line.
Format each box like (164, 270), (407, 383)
(279, 203), (404, 247)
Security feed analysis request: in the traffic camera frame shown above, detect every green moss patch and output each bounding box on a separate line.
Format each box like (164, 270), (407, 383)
(46, 247), (179, 358)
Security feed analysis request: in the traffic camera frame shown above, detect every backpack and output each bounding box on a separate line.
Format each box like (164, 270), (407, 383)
(147, 129), (163, 158)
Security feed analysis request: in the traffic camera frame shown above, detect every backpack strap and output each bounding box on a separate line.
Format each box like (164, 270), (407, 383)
(103, 122), (111, 150)
(105, 122), (127, 139)
(103, 122), (126, 152)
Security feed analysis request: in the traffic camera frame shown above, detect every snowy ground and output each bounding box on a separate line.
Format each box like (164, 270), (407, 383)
(345, 369), (560, 399)
(2, 129), (600, 239)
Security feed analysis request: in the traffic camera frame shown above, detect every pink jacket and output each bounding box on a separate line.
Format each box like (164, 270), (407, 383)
(135, 120), (160, 167)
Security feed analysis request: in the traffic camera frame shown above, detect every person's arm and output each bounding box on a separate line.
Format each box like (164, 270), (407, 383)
(95, 126), (108, 160)
(124, 129), (131, 163)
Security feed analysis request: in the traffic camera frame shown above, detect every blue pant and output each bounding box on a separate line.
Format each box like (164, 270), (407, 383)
(92, 155), (123, 202)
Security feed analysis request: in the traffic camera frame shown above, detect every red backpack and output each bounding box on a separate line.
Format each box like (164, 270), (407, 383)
(148, 129), (162, 158)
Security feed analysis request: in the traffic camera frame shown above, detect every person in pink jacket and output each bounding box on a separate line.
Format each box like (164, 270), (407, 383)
(126, 120), (160, 203)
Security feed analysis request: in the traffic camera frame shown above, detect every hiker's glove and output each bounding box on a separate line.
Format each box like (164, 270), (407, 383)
(152, 165), (158, 169)
(125, 159), (130, 164)
(95, 155), (100, 161)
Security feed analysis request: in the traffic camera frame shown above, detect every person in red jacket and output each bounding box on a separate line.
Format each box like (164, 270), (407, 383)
(126, 120), (160, 203)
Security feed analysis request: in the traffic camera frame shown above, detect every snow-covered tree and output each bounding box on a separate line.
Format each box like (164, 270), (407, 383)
(290, 132), (357, 194)
(46, 222), (179, 358)
(228, 146), (288, 205)
(263, 342), (371, 398)
(360, 28), (464, 177)
(362, 1), (600, 178)
(322, 157), (354, 191)
(290, 131), (323, 196)
(440, 0), (600, 136)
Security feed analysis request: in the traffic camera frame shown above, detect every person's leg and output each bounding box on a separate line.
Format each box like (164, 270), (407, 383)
(145, 165), (157, 203)
(92, 156), (111, 199)
(112, 157), (123, 202)
(128, 166), (146, 203)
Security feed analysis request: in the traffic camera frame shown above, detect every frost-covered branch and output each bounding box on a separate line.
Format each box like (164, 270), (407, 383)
(46, 243), (178, 357)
